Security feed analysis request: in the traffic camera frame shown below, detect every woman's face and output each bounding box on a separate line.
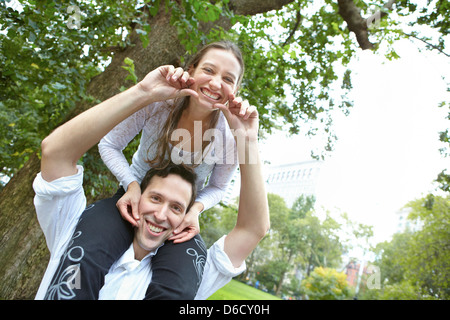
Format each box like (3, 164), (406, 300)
(188, 48), (242, 112)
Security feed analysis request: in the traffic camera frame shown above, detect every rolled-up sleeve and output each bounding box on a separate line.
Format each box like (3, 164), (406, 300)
(194, 235), (246, 300)
(33, 165), (86, 256)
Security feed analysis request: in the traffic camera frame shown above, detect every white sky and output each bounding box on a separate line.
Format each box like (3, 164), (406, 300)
(259, 39), (449, 245)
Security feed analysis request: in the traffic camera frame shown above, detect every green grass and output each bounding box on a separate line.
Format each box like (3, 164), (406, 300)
(208, 280), (282, 300)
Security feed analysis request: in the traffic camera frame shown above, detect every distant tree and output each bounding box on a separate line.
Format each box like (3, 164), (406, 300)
(301, 266), (351, 300)
(368, 194), (449, 300)
(256, 194), (344, 295)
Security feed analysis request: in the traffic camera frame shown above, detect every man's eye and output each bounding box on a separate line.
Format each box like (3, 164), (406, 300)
(224, 77), (234, 84)
(173, 206), (181, 212)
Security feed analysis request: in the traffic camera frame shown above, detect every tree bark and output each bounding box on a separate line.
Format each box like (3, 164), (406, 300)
(0, 0), (294, 300)
(338, 0), (396, 50)
(337, 0), (374, 50)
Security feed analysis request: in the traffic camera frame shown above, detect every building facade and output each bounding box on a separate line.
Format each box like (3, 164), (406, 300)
(394, 207), (423, 233)
(265, 161), (322, 208)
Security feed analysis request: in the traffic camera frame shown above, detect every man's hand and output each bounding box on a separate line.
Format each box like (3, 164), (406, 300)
(213, 95), (269, 268)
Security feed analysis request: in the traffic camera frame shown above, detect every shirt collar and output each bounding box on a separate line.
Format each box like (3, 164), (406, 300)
(113, 242), (165, 271)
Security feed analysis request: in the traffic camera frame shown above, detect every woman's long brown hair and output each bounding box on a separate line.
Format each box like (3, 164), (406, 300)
(146, 41), (245, 169)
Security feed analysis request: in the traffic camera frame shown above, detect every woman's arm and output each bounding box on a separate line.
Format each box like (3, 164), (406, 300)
(196, 163), (238, 211)
(196, 117), (239, 211)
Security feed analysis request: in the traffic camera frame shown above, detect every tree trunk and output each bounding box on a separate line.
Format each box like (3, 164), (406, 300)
(275, 249), (293, 296)
(0, 0), (294, 300)
(0, 153), (47, 299)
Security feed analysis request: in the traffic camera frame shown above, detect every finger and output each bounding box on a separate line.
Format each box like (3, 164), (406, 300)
(180, 71), (191, 85)
(230, 96), (242, 109)
(170, 67), (185, 83)
(239, 100), (249, 116)
(173, 220), (189, 234)
(244, 104), (257, 120)
(186, 76), (195, 87)
(169, 230), (188, 241)
(172, 231), (196, 243)
(117, 202), (138, 227)
(215, 102), (232, 121)
(164, 65), (175, 81)
(131, 201), (140, 222)
(177, 88), (198, 99)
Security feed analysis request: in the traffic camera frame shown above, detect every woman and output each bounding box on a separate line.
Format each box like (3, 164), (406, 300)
(98, 41), (248, 244)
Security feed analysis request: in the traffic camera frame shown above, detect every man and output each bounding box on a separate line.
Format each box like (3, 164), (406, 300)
(33, 65), (269, 299)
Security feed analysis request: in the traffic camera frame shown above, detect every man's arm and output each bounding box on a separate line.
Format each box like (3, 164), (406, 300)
(215, 95), (270, 268)
(40, 66), (196, 182)
(41, 85), (148, 181)
(225, 140), (269, 267)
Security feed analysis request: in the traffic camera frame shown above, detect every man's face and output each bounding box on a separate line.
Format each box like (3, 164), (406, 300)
(133, 174), (192, 259)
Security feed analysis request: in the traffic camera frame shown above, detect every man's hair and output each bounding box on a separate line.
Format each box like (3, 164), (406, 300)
(140, 161), (197, 212)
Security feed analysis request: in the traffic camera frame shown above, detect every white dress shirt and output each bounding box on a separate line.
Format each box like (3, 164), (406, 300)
(33, 166), (245, 300)
(98, 244), (157, 300)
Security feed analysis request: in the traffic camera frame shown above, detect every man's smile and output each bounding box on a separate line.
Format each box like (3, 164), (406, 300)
(144, 217), (167, 236)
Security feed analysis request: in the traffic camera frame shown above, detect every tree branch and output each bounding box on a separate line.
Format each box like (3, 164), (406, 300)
(282, 10), (302, 47)
(404, 32), (450, 58)
(338, 0), (396, 50)
(338, 0), (374, 50)
(230, 0), (295, 16)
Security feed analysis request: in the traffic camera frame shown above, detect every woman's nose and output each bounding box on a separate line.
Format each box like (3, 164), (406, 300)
(209, 76), (221, 90)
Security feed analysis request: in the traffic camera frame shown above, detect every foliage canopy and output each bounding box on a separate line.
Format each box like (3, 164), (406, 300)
(2, 0), (448, 190)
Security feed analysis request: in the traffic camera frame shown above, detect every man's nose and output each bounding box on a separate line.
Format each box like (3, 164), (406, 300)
(153, 204), (169, 222)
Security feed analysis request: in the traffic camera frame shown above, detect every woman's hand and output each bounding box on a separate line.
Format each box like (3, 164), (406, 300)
(137, 65), (199, 103)
(214, 93), (259, 141)
(168, 202), (203, 243)
(116, 181), (141, 227)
